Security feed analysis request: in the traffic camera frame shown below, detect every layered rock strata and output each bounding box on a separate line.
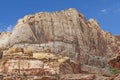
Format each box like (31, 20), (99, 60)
(0, 8), (119, 78)
(0, 48), (80, 76)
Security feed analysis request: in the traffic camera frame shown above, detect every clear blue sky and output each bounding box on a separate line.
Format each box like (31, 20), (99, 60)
(0, 0), (120, 35)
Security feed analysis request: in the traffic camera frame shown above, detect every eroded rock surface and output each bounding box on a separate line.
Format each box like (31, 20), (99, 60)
(106, 74), (120, 80)
(108, 51), (120, 70)
(0, 48), (80, 76)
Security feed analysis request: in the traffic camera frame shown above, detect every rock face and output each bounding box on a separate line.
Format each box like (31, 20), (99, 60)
(0, 48), (80, 77)
(7, 8), (119, 75)
(106, 74), (120, 80)
(0, 8), (120, 79)
(60, 74), (96, 80)
(108, 51), (120, 70)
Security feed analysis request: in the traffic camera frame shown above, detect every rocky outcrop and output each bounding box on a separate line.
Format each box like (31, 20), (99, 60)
(106, 74), (120, 80)
(60, 74), (96, 80)
(108, 51), (120, 70)
(60, 74), (109, 80)
(1, 8), (118, 76)
(0, 48), (80, 76)
(5, 8), (119, 76)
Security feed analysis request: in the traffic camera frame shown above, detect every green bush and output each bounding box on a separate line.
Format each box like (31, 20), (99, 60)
(109, 67), (119, 74)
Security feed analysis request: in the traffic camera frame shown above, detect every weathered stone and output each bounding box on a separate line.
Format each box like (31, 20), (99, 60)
(108, 51), (120, 70)
(106, 74), (120, 80)
(60, 74), (95, 80)
(0, 52), (80, 76)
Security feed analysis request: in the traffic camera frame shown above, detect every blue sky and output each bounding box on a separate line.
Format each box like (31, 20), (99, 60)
(0, 0), (120, 35)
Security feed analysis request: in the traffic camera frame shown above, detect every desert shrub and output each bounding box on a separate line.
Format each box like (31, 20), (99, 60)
(109, 67), (119, 74)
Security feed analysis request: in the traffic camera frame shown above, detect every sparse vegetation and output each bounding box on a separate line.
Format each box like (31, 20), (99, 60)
(109, 67), (119, 74)
(54, 73), (60, 80)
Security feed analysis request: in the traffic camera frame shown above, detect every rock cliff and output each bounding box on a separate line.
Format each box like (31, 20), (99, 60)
(0, 8), (120, 79)
(0, 47), (80, 75)
(8, 8), (119, 74)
